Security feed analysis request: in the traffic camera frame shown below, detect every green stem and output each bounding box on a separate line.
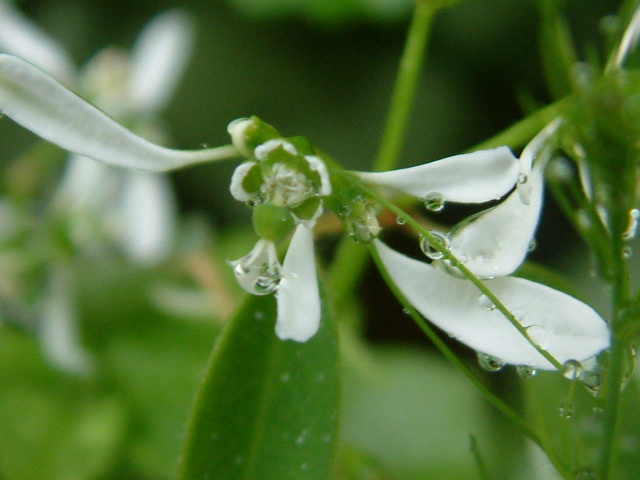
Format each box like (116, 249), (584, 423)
(327, 2), (438, 309)
(600, 248), (632, 478)
(374, 0), (437, 172)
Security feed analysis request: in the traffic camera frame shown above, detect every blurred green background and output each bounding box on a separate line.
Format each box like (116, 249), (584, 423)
(0, 1), (633, 479)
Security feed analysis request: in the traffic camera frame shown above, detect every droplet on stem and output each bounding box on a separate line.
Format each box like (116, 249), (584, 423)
(478, 294), (496, 311)
(423, 192), (446, 212)
(419, 230), (450, 260)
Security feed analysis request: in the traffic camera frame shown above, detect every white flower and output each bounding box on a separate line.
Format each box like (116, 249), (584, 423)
(0, 6), (196, 264)
(445, 120), (561, 278)
(228, 136), (331, 342)
(230, 225), (321, 342)
(373, 239), (610, 370)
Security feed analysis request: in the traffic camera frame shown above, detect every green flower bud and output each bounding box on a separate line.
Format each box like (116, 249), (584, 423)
(252, 203), (295, 242)
(228, 116), (280, 158)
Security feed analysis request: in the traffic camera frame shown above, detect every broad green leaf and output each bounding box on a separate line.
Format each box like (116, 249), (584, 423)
(179, 291), (340, 480)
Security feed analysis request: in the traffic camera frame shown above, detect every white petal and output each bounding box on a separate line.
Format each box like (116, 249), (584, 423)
(229, 161), (257, 201)
(448, 165), (544, 278)
(128, 9), (195, 115)
(355, 147), (519, 203)
(114, 170), (176, 264)
(516, 119), (560, 204)
(0, 1), (76, 84)
(0, 54), (236, 171)
(275, 224), (321, 342)
(40, 269), (95, 375)
(54, 154), (121, 211)
(305, 155), (332, 196)
(374, 240), (610, 369)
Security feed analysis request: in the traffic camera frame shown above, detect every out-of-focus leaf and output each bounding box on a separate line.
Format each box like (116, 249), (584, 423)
(179, 291), (340, 480)
(341, 347), (492, 480)
(0, 330), (126, 480)
(538, 0), (579, 100)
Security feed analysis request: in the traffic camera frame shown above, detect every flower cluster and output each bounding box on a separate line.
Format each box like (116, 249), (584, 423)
(0, 31), (610, 371)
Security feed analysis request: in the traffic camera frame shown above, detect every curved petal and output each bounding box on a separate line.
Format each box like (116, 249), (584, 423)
(447, 165), (544, 278)
(128, 8), (195, 115)
(374, 240), (610, 369)
(276, 224), (321, 342)
(0, 54), (237, 171)
(114, 170), (176, 264)
(354, 147), (519, 203)
(0, 1), (76, 84)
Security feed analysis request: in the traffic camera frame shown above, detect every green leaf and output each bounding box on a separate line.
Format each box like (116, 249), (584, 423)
(179, 291), (340, 480)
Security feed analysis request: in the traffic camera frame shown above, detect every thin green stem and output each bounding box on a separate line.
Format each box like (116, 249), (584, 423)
(600, 337), (626, 479)
(374, 1), (437, 172)
(600, 249), (632, 479)
(327, 2), (438, 309)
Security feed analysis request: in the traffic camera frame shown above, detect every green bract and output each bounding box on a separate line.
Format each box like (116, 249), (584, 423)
(252, 203), (295, 242)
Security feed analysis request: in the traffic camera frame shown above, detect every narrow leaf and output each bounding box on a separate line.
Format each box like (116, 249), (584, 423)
(179, 292), (340, 480)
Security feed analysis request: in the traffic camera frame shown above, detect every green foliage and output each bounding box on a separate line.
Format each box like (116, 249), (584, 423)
(178, 292), (340, 480)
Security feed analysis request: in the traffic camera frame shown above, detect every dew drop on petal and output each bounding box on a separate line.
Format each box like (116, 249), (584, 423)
(478, 294), (496, 311)
(423, 192), (445, 212)
(510, 308), (524, 321)
(516, 365), (538, 378)
(562, 359), (583, 380)
(419, 230), (450, 260)
(517, 173), (528, 185)
(477, 352), (505, 372)
(254, 270), (282, 294)
(526, 325), (549, 349)
(527, 238), (537, 252)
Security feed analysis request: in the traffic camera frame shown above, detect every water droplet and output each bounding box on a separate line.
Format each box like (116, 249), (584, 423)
(301, 463), (310, 471)
(396, 216), (407, 225)
(280, 372), (291, 383)
(516, 365), (538, 377)
(477, 352), (505, 372)
(254, 271), (281, 294)
(234, 456), (244, 465)
(622, 208), (639, 240)
(478, 294), (496, 311)
(295, 430), (308, 445)
(576, 210), (593, 231)
(511, 308), (524, 321)
(527, 238), (537, 252)
(402, 307), (411, 315)
(316, 373), (325, 382)
(420, 230), (450, 260)
(526, 325), (549, 349)
(563, 359), (583, 380)
(622, 246), (633, 258)
(574, 468), (599, 479)
(517, 173), (528, 185)
(423, 192), (446, 212)
(558, 401), (573, 418)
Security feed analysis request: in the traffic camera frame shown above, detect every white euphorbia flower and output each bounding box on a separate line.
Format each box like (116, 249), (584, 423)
(0, 7), (198, 264)
(227, 128), (330, 342)
(373, 239), (610, 369)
